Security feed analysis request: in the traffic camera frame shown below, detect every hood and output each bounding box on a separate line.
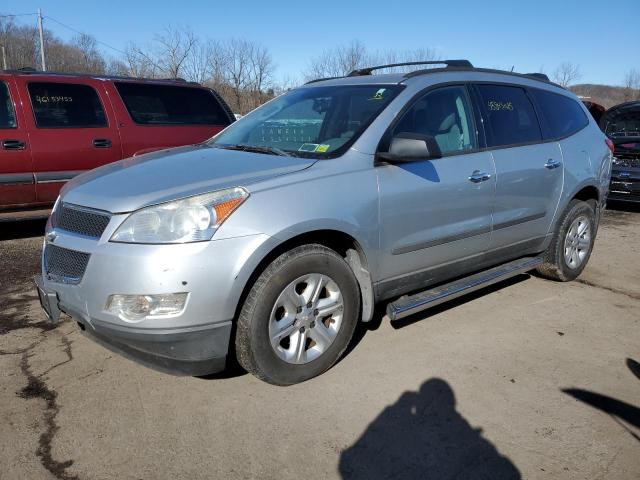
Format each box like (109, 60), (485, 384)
(601, 101), (640, 141)
(61, 144), (316, 213)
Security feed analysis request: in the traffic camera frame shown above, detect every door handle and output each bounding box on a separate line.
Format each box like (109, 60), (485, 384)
(545, 158), (562, 169)
(93, 138), (112, 148)
(2, 139), (26, 150)
(468, 170), (492, 183)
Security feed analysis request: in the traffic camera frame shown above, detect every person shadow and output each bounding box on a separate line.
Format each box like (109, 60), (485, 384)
(339, 378), (521, 480)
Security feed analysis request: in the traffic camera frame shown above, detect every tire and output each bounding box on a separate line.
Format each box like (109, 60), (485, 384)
(536, 199), (597, 281)
(235, 244), (360, 385)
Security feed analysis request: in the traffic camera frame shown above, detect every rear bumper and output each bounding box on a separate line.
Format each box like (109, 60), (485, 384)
(608, 192), (640, 203)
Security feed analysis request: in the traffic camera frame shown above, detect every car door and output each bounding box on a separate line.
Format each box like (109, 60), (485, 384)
(473, 83), (563, 251)
(16, 77), (122, 204)
(0, 76), (36, 208)
(376, 85), (496, 294)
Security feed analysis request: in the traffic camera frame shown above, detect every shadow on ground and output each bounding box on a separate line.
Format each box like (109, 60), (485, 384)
(0, 218), (47, 241)
(339, 378), (521, 479)
(562, 358), (640, 442)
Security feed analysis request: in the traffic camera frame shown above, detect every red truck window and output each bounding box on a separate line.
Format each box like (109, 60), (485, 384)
(0, 82), (17, 128)
(114, 82), (231, 126)
(27, 82), (107, 128)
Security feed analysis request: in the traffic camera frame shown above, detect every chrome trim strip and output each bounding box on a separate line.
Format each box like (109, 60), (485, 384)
(34, 171), (84, 184)
(0, 173), (34, 185)
(392, 226), (491, 255)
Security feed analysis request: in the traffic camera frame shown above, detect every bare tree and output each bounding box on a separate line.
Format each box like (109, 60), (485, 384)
(115, 42), (159, 78)
(154, 25), (196, 79)
(0, 17), (39, 69)
(552, 61), (582, 87)
(623, 69), (640, 101)
(71, 34), (106, 73)
(183, 39), (214, 84)
(304, 40), (371, 80)
(304, 41), (441, 80)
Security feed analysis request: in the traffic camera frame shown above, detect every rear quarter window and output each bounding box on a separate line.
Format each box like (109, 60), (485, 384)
(115, 83), (231, 126)
(28, 82), (107, 128)
(476, 84), (542, 147)
(531, 89), (589, 139)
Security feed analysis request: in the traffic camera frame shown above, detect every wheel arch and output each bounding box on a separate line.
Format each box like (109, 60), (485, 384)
(233, 229), (375, 328)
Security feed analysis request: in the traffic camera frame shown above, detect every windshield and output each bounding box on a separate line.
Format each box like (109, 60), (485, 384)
(209, 84), (403, 158)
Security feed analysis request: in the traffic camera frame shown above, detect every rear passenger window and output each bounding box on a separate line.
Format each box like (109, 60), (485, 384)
(0, 82), (17, 128)
(392, 85), (477, 155)
(28, 82), (107, 128)
(530, 89), (589, 139)
(476, 84), (541, 147)
(115, 83), (231, 126)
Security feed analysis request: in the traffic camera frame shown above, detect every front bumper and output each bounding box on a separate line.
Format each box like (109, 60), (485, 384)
(38, 227), (277, 376)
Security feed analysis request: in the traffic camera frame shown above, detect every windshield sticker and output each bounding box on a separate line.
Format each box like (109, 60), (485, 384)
(370, 88), (387, 100)
(299, 143), (320, 152)
(316, 144), (330, 153)
(488, 101), (513, 111)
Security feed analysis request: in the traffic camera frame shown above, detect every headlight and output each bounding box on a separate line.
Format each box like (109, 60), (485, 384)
(111, 187), (249, 244)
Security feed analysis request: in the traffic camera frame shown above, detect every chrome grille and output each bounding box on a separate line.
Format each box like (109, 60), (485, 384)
(45, 244), (91, 284)
(56, 203), (111, 238)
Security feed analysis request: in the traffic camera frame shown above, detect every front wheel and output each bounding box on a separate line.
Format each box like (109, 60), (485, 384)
(536, 199), (597, 281)
(235, 244), (360, 385)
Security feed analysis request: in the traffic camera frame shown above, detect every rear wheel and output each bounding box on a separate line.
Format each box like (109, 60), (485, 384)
(536, 199), (596, 281)
(236, 244), (360, 385)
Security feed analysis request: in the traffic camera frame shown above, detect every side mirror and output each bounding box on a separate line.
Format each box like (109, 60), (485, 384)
(376, 132), (442, 163)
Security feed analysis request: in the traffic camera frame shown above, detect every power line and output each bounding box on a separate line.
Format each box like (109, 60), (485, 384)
(44, 15), (128, 57)
(44, 14), (162, 70)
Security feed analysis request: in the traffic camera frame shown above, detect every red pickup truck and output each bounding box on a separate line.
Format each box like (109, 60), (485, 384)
(0, 70), (234, 219)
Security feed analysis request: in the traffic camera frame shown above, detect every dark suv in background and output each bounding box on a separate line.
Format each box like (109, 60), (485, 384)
(0, 70), (234, 219)
(600, 101), (640, 203)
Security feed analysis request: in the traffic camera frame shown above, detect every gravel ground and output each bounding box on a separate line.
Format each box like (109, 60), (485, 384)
(0, 204), (638, 480)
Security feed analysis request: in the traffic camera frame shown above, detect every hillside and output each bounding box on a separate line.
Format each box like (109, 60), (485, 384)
(570, 84), (639, 109)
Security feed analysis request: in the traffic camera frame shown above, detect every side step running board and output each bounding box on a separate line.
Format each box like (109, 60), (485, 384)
(386, 256), (543, 321)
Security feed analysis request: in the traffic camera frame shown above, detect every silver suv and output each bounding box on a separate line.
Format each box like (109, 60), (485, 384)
(36, 60), (612, 385)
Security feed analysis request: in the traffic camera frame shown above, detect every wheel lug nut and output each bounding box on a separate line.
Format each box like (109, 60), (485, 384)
(299, 326), (305, 333)
(296, 306), (302, 313)
(306, 302), (312, 308)
(313, 309), (319, 316)
(310, 321), (315, 328)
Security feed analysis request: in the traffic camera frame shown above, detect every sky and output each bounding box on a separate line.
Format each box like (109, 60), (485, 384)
(2, 0), (637, 86)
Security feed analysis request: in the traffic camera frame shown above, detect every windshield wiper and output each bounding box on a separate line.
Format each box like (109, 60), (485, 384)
(218, 144), (292, 157)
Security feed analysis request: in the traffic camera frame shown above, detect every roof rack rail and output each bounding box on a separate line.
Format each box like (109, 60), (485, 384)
(348, 60), (473, 77)
(0, 69), (198, 85)
(524, 72), (550, 81)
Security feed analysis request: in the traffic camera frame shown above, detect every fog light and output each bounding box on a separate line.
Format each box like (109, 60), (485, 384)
(106, 293), (188, 322)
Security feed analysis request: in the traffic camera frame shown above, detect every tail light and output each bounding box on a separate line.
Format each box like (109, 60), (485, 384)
(605, 138), (615, 154)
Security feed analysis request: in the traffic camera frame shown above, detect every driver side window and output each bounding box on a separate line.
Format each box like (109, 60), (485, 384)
(393, 85), (476, 155)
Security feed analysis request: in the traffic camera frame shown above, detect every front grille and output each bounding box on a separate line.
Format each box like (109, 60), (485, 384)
(56, 203), (111, 238)
(45, 244), (91, 284)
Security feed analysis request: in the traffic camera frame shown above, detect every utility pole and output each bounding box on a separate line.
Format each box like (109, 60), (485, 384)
(1, 46), (6, 70)
(37, 8), (46, 71)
